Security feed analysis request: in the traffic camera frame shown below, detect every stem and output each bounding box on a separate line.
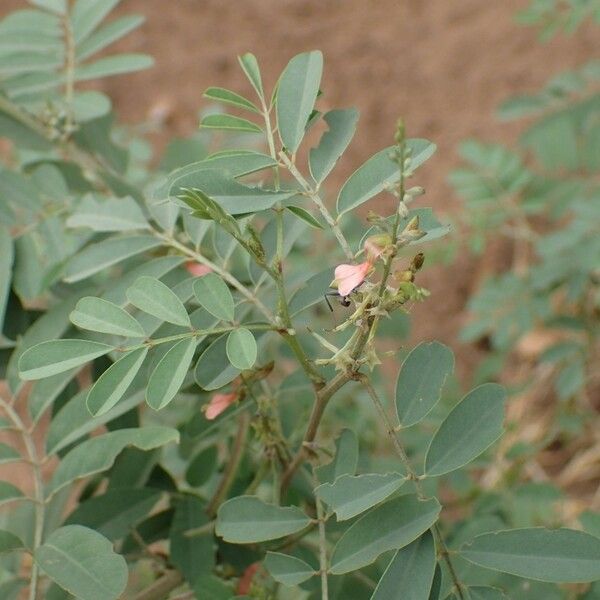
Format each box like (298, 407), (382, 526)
(0, 399), (44, 600)
(61, 4), (76, 135)
(152, 229), (276, 323)
(206, 412), (250, 517)
(359, 377), (465, 600)
(132, 571), (184, 600)
(279, 151), (354, 260)
(313, 472), (329, 600)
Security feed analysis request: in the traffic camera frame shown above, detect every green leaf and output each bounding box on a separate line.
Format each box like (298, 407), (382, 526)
(70, 297), (145, 338)
(19, 339), (113, 380)
(467, 588), (508, 600)
(200, 113), (262, 134)
(216, 496), (311, 543)
(46, 389), (145, 455)
(203, 86), (260, 113)
(289, 267), (334, 316)
(395, 342), (454, 428)
(276, 51), (323, 153)
(309, 108), (359, 183)
(238, 52), (264, 100)
(147, 338), (197, 410)
(75, 53), (153, 81)
(170, 495), (214, 585)
(65, 488), (161, 540)
(285, 205), (323, 229)
(71, 0), (120, 44)
(371, 530), (436, 600)
(195, 333), (240, 390)
(86, 347), (148, 416)
(0, 443), (21, 465)
(0, 482), (24, 506)
(336, 139), (437, 216)
(71, 90), (111, 122)
(48, 427), (179, 496)
(264, 552), (316, 587)
(193, 273), (234, 322)
(185, 446), (218, 487)
(315, 473), (406, 521)
(64, 235), (162, 283)
(226, 328), (257, 370)
(0, 224), (13, 340)
(67, 195), (148, 232)
(460, 528), (600, 583)
(315, 428), (358, 484)
(76, 15), (144, 61)
(179, 169), (295, 216)
(127, 276), (191, 328)
(329, 495), (441, 574)
(0, 530), (23, 555)
(34, 525), (127, 600)
(424, 383), (506, 477)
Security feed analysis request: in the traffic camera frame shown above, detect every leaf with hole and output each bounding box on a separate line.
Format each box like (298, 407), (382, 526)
(34, 525), (128, 600)
(19, 339), (114, 380)
(226, 328), (257, 370)
(86, 347), (148, 416)
(216, 496), (311, 543)
(460, 528), (600, 583)
(396, 341), (454, 428)
(329, 495), (440, 574)
(315, 473), (406, 521)
(146, 338), (197, 410)
(424, 383), (506, 477)
(264, 552), (316, 587)
(127, 276), (191, 327)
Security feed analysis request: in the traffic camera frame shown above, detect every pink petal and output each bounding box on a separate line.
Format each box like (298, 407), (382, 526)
(185, 261), (213, 277)
(204, 392), (237, 420)
(334, 261), (371, 296)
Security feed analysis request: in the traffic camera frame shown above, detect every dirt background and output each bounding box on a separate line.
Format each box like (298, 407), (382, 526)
(2, 0), (597, 377)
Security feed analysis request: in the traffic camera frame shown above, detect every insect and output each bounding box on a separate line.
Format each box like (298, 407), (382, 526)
(323, 289), (352, 312)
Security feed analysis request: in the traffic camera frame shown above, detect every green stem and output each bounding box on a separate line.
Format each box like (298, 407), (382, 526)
(152, 229), (276, 323)
(0, 399), (44, 600)
(313, 471), (329, 600)
(279, 151), (354, 260)
(359, 377), (465, 600)
(61, 5), (76, 135)
(206, 411), (250, 517)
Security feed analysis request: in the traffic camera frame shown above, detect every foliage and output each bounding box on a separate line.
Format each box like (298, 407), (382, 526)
(0, 2), (598, 600)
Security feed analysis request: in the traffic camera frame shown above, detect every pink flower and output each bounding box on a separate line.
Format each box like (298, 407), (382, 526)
(204, 392), (237, 420)
(334, 261), (372, 296)
(185, 261), (212, 277)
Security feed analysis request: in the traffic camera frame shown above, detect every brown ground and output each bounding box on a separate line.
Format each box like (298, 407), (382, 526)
(3, 0), (597, 378)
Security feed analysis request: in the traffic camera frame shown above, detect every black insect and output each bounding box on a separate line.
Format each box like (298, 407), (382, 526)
(323, 289), (352, 312)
